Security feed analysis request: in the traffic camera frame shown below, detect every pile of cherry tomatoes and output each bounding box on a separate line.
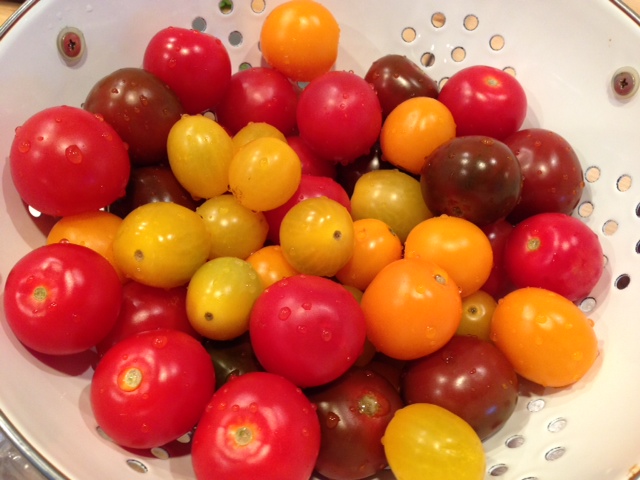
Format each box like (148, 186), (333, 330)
(3, 1), (606, 479)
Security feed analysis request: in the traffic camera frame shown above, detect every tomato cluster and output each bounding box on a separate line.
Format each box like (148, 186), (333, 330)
(3, 1), (606, 480)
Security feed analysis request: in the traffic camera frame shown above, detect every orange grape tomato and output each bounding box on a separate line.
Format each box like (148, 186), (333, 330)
(335, 218), (403, 291)
(260, 0), (340, 82)
(47, 210), (125, 281)
(404, 215), (493, 297)
(456, 290), (496, 341)
(380, 97), (456, 175)
(246, 245), (299, 288)
(490, 287), (599, 387)
(360, 257), (462, 360)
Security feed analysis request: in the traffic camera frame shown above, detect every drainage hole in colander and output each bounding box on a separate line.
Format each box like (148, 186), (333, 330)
(229, 31), (243, 47)
(602, 219), (619, 236)
(151, 447), (169, 460)
(526, 398), (546, 412)
(192, 16), (207, 32)
(615, 273), (631, 289)
(545, 446), (566, 461)
(401, 27), (416, 43)
(463, 14), (479, 31)
(577, 201), (593, 218)
(431, 12), (446, 28)
(490, 34), (505, 51)
(505, 434), (526, 448)
(585, 165), (601, 183)
(219, 0), (233, 14)
(547, 417), (568, 433)
(488, 463), (508, 476)
(251, 0), (266, 14)
(451, 46), (466, 62)
(617, 174), (632, 191)
(126, 459), (148, 473)
(579, 296), (597, 312)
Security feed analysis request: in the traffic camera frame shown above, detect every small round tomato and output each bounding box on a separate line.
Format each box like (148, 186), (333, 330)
(287, 135), (337, 178)
(456, 290), (496, 341)
(249, 275), (366, 388)
(246, 245), (300, 289)
(380, 97), (456, 175)
(90, 329), (215, 449)
(421, 136), (523, 226)
(401, 335), (518, 440)
(297, 71), (382, 164)
(83, 67), (185, 166)
(404, 215), (493, 297)
(480, 219), (517, 301)
(491, 287), (599, 387)
(167, 114), (235, 199)
(112, 202), (210, 288)
(503, 212), (604, 302)
(143, 26), (231, 114)
(202, 333), (262, 389)
(335, 142), (395, 197)
(382, 403), (485, 480)
(10, 105), (130, 217)
(438, 65), (527, 140)
(232, 122), (287, 151)
(361, 257), (462, 360)
(3, 243), (122, 355)
(260, 0), (340, 82)
(229, 137), (302, 211)
(186, 257), (263, 341)
(192, 372), (320, 480)
(279, 197), (354, 278)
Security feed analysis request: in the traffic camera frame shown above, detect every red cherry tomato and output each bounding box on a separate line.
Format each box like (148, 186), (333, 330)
(287, 135), (337, 178)
(3, 243), (122, 355)
(438, 65), (527, 140)
(480, 219), (517, 301)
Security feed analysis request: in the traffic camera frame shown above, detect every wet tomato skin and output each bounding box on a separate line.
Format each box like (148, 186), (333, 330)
(480, 219), (517, 301)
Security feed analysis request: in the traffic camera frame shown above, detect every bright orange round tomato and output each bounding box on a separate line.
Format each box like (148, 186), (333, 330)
(260, 0), (340, 82)
(490, 287), (599, 387)
(404, 215), (493, 297)
(246, 245), (299, 288)
(47, 210), (125, 282)
(360, 257), (462, 360)
(456, 289), (496, 341)
(335, 218), (403, 291)
(380, 97), (456, 175)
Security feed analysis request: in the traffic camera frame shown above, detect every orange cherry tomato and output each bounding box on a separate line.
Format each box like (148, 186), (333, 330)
(361, 257), (462, 360)
(246, 245), (299, 289)
(490, 287), (599, 387)
(404, 215), (493, 297)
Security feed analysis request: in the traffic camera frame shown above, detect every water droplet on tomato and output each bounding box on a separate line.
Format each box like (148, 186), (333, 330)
(65, 144), (83, 164)
(326, 412), (340, 429)
(218, 402), (227, 410)
(302, 302), (312, 310)
(18, 140), (31, 153)
(231, 404), (240, 412)
(572, 351), (583, 361)
(425, 326), (437, 339)
(111, 87), (119, 94)
(168, 58), (177, 68)
(249, 402), (258, 413)
(139, 95), (149, 106)
(321, 329), (332, 342)
(297, 325), (308, 334)
(278, 307), (291, 320)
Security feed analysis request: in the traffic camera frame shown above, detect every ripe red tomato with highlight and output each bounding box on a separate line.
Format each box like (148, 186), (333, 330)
(297, 71), (382, 164)
(438, 65), (527, 140)
(9, 105), (130, 217)
(3, 243), (122, 355)
(143, 26), (231, 114)
(503, 212), (604, 302)
(191, 372), (321, 480)
(90, 329), (215, 449)
(249, 275), (366, 388)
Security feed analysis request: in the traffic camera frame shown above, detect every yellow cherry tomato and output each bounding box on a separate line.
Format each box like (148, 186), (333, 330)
(232, 122), (287, 151)
(456, 289), (496, 341)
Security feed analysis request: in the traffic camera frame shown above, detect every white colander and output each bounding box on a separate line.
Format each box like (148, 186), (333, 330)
(1, 1), (640, 479)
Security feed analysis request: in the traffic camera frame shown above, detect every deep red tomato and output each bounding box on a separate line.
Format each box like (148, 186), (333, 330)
(364, 53), (439, 118)
(263, 174), (351, 244)
(334, 142), (396, 197)
(90, 329), (215, 449)
(480, 219), (517, 301)
(9, 105), (130, 217)
(401, 335), (518, 441)
(95, 281), (200, 357)
(191, 372), (321, 480)
(503, 213), (604, 302)
(143, 26), (231, 114)
(503, 128), (585, 223)
(215, 66), (300, 136)
(307, 367), (404, 480)
(287, 135), (337, 178)
(297, 71), (382, 164)
(249, 275), (367, 388)
(420, 135), (523, 226)
(202, 333), (262, 390)
(3, 243), (122, 355)
(438, 65), (527, 140)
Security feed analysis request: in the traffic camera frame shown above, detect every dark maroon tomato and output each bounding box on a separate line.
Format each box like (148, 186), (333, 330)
(287, 135), (337, 178)
(503, 128), (584, 223)
(263, 174), (351, 244)
(420, 136), (523, 226)
(306, 367), (404, 480)
(364, 54), (438, 118)
(83, 67), (185, 166)
(109, 165), (200, 218)
(503, 212), (604, 302)
(95, 281), (200, 357)
(480, 219), (517, 301)
(335, 143), (397, 197)
(438, 65), (527, 140)
(215, 66), (300, 135)
(202, 333), (263, 389)
(401, 335), (518, 440)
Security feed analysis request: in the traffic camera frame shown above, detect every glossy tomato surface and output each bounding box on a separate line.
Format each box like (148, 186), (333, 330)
(3, 243), (122, 355)
(90, 329), (215, 449)
(191, 372), (321, 480)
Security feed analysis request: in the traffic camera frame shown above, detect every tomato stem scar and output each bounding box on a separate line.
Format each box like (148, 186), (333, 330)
(33, 286), (47, 302)
(118, 367), (143, 392)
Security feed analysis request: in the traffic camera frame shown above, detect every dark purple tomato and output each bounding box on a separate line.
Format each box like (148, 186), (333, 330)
(420, 136), (523, 226)
(202, 333), (263, 389)
(401, 335), (519, 440)
(480, 219), (517, 301)
(335, 143), (397, 197)
(287, 135), (337, 178)
(503, 128), (584, 223)
(109, 165), (200, 217)
(364, 54), (438, 118)
(83, 67), (185, 166)
(215, 66), (300, 136)
(307, 367), (404, 480)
